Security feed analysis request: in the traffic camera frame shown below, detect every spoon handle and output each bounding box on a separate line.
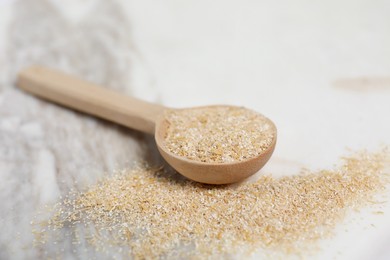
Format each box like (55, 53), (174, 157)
(17, 66), (164, 135)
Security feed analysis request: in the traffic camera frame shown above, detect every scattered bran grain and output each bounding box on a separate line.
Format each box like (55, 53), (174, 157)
(163, 106), (275, 163)
(33, 150), (389, 259)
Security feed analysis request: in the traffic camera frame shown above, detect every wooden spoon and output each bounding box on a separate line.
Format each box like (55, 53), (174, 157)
(17, 66), (277, 184)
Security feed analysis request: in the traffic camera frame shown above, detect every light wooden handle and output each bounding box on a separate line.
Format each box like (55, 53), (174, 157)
(17, 66), (165, 135)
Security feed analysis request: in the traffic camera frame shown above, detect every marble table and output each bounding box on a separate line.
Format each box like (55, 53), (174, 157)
(0, 0), (389, 259)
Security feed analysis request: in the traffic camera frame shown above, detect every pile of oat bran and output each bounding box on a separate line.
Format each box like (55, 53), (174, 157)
(33, 150), (389, 259)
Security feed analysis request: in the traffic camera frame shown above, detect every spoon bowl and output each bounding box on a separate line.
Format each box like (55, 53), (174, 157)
(155, 109), (276, 184)
(17, 66), (277, 184)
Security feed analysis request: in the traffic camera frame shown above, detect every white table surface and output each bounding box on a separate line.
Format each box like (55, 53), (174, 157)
(0, 0), (389, 259)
